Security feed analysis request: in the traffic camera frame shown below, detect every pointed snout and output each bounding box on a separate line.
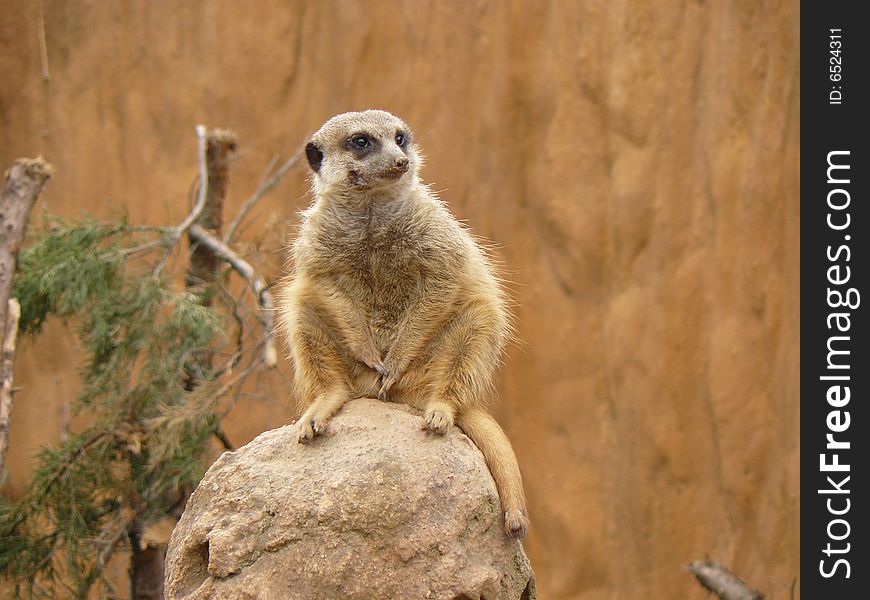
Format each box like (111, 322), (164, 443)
(380, 155), (410, 181)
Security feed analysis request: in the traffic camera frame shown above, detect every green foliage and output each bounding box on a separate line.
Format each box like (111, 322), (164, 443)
(15, 217), (133, 336)
(0, 216), (253, 598)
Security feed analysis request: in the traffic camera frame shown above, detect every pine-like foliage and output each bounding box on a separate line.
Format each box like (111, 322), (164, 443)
(0, 215), (264, 598)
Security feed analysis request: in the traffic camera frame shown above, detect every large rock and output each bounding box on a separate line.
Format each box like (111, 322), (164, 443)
(165, 398), (535, 599)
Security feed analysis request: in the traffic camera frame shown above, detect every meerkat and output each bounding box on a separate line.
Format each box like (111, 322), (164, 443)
(276, 110), (529, 538)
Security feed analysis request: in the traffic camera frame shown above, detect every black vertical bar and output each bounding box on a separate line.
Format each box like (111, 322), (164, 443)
(801, 2), (868, 597)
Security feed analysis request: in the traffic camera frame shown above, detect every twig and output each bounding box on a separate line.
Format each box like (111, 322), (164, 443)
(118, 238), (166, 258)
(212, 354), (266, 403)
(76, 516), (129, 598)
(688, 559), (765, 600)
(147, 353), (266, 439)
(37, 0), (50, 81)
(224, 149), (302, 244)
(209, 281), (247, 373)
(172, 346), (201, 381)
(59, 397), (70, 443)
(2, 431), (108, 535)
(224, 342), (270, 416)
(90, 224), (171, 260)
(259, 154), (281, 185)
(213, 426), (235, 451)
(188, 223), (277, 367)
(153, 125), (208, 278)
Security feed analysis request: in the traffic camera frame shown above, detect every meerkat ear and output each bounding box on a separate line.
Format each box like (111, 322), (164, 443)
(305, 142), (324, 173)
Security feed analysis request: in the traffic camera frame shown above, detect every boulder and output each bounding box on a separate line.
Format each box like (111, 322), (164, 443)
(165, 398), (535, 599)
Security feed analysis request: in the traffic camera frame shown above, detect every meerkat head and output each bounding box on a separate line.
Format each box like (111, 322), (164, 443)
(304, 110), (420, 196)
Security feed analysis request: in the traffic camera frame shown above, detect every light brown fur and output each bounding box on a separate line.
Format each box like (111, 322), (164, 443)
(276, 110), (529, 538)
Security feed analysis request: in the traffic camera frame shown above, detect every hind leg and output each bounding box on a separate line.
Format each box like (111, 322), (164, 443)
(416, 297), (506, 435)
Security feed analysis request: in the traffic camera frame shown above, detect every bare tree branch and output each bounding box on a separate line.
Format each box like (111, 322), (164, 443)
(186, 128), (238, 294)
(213, 426), (235, 451)
(153, 125), (209, 278)
(224, 149), (302, 244)
(189, 224), (277, 367)
(1, 158), (52, 328)
(182, 128), (238, 392)
(0, 156), (52, 479)
(688, 559), (764, 600)
(37, 0), (50, 81)
(0, 299), (21, 481)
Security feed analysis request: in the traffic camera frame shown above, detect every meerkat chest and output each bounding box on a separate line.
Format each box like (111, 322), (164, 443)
(365, 223), (429, 300)
(306, 200), (449, 324)
(307, 223), (430, 304)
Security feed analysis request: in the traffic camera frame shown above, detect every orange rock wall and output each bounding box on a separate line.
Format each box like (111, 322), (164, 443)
(1, 1), (800, 598)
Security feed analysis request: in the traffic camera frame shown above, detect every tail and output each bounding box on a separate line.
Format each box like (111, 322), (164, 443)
(457, 407), (529, 539)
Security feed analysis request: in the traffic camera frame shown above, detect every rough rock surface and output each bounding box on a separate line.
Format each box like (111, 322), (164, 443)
(164, 398), (535, 600)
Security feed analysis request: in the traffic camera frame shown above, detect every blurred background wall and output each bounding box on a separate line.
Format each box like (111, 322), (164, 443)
(1, 1), (799, 597)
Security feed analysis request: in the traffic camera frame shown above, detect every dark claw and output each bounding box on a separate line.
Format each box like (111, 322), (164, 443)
(377, 374), (396, 401)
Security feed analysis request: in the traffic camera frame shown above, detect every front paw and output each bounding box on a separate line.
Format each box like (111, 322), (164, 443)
(504, 509), (529, 539)
(377, 373), (397, 401)
(354, 343), (387, 375)
(422, 404), (454, 435)
(358, 347), (386, 375)
(297, 414), (328, 443)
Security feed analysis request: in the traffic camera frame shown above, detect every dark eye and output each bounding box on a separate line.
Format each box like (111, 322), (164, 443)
(353, 135), (369, 148)
(395, 133), (406, 147)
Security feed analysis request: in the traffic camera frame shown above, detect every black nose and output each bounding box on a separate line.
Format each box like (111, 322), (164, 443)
(395, 157), (409, 171)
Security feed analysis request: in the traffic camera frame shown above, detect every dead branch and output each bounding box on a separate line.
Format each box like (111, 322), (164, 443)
(213, 426), (235, 451)
(224, 148), (302, 243)
(187, 129), (238, 293)
(189, 224), (277, 367)
(210, 282), (246, 372)
(37, 0), (50, 81)
(1, 157), (53, 327)
(0, 156), (52, 479)
(0, 299), (21, 481)
(153, 125), (209, 277)
(179, 125), (211, 236)
(182, 129), (237, 395)
(688, 559), (764, 600)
